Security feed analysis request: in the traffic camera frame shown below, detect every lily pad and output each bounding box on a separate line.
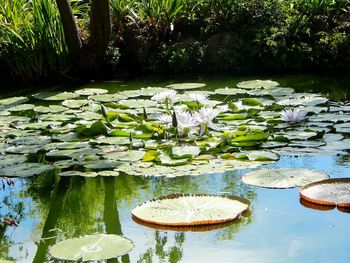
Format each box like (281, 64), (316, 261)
(166, 83), (206, 90)
(132, 194), (250, 226)
(33, 92), (79, 101)
(237, 80), (279, 89)
(300, 178), (350, 207)
(33, 105), (67, 113)
(75, 88), (108, 96)
(0, 163), (54, 177)
(62, 99), (89, 109)
(49, 234), (133, 261)
(242, 168), (329, 189)
(59, 171), (98, 177)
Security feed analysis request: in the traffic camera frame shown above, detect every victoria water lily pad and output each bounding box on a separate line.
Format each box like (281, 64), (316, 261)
(300, 178), (350, 207)
(132, 194), (250, 226)
(49, 234), (133, 261)
(242, 168), (329, 189)
(166, 83), (206, 90)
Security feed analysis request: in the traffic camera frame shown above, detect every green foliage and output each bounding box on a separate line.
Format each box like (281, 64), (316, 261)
(1, 0), (350, 81)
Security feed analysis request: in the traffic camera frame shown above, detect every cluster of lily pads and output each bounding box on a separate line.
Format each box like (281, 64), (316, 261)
(2, 79), (350, 261)
(1, 79), (348, 179)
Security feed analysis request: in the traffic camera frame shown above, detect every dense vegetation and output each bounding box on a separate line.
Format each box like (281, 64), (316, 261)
(1, 0), (350, 82)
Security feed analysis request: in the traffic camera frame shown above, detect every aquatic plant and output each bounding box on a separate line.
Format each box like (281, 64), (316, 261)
(193, 107), (219, 135)
(280, 108), (308, 123)
(151, 89), (178, 110)
(176, 110), (197, 137)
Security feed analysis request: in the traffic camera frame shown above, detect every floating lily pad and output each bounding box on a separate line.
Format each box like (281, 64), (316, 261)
(300, 178), (350, 207)
(75, 88), (108, 96)
(119, 99), (157, 108)
(237, 80), (279, 89)
(105, 150), (145, 162)
(0, 163), (54, 177)
(172, 146), (200, 159)
(90, 94), (126, 102)
(166, 83), (206, 90)
(242, 168), (329, 189)
(214, 88), (247, 95)
(334, 123), (350, 133)
(49, 234), (134, 261)
(277, 94), (328, 106)
(62, 99), (89, 109)
(0, 155), (27, 169)
(8, 104), (35, 112)
(132, 194), (250, 226)
(33, 105), (67, 113)
(33, 92), (79, 101)
(59, 171), (98, 177)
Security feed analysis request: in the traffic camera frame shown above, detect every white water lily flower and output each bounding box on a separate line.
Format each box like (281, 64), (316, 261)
(157, 114), (172, 124)
(151, 89), (177, 109)
(176, 110), (197, 136)
(188, 93), (209, 104)
(193, 107), (219, 135)
(280, 108), (308, 123)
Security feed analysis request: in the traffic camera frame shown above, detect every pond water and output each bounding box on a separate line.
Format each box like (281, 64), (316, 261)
(1, 74), (350, 263)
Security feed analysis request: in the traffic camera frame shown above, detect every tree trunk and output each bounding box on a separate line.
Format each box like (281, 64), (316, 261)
(90, 0), (111, 57)
(55, 0), (82, 61)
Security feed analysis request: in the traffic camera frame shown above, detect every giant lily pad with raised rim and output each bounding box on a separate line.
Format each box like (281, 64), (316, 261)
(300, 178), (350, 207)
(242, 168), (329, 189)
(49, 234), (134, 261)
(132, 193), (250, 226)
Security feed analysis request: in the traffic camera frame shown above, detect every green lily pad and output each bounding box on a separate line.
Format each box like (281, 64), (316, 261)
(237, 150), (279, 161)
(172, 146), (200, 159)
(166, 83), (206, 90)
(105, 150), (145, 162)
(46, 148), (99, 160)
(62, 99), (89, 109)
(90, 94), (126, 102)
(277, 94), (328, 106)
(237, 80), (279, 89)
(0, 155), (27, 169)
(119, 99), (157, 108)
(132, 194), (250, 226)
(214, 88), (247, 95)
(232, 133), (269, 142)
(8, 104), (35, 112)
(59, 171), (98, 177)
(49, 234), (134, 261)
(0, 96), (28, 106)
(33, 92), (79, 101)
(334, 123), (350, 133)
(84, 160), (124, 171)
(75, 88), (108, 96)
(242, 168), (329, 188)
(0, 163), (54, 177)
(33, 105), (67, 113)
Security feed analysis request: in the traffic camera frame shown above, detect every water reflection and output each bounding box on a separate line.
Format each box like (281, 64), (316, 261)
(0, 169), (256, 262)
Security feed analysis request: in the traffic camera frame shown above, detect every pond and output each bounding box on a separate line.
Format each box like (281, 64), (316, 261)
(1, 74), (350, 263)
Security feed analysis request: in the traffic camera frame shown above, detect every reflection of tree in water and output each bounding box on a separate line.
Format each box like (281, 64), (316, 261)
(0, 177), (25, 261)
(137, 231), (185, 263)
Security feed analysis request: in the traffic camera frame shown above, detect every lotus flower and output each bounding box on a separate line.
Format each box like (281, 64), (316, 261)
(151, 90), (177, 110)
(176, 110), (197, 137)
(188, 93), (209, 104)
(280, 108), (308, 123)
(193, 107), (219, 135)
